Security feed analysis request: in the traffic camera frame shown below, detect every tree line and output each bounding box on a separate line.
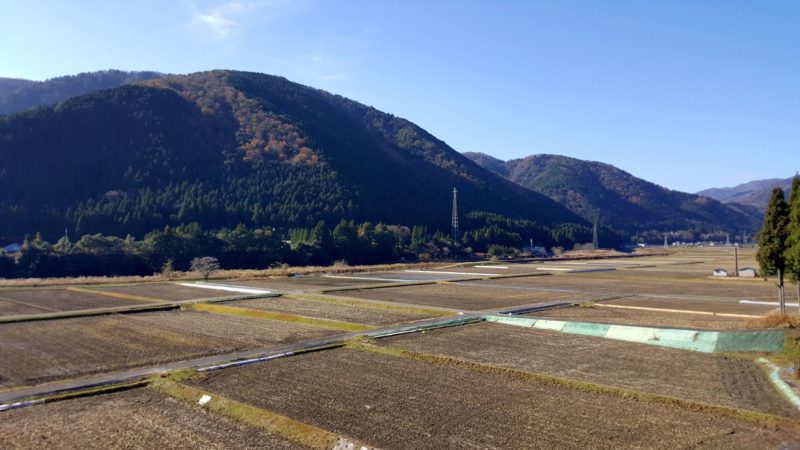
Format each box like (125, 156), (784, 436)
(0, 211), (609, 279)
(757, 175), (800, 310)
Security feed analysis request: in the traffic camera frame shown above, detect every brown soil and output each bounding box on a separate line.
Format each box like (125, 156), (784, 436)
(333, 283), (584, 310)
(0, 299), (48, 316)
(93, 283), (230, 301)
(480, 272), (779, 299)
(222, 276), (391, 291)
(382, 322), (796, 416)
(0, 310), (334, 387)
(0, 289), (147, 315)
(226, 297), (439, 326)
(530, 304), (751, 329)
(606, 295), (776, 316)
(191, 348), (799, 449)
(0, 388), (306, 449)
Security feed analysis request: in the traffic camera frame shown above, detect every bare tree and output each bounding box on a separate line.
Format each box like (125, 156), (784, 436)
(190, 256), (220, 281)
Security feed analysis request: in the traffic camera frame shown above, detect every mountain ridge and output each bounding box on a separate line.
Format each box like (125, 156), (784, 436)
(0, 70), (164, 115)
(464, 151), (762, 239)
(697, 177), (794, 211)
(0, 70), (588, 246)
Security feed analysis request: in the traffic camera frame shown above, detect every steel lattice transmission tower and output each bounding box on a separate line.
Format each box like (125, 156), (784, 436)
(451, 187), (459, 241)
(592, 223), (599, 250)
(664, 230), (668, 249)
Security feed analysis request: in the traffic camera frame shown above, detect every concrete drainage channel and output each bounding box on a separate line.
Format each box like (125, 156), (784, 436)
(484, 315), (786, 353)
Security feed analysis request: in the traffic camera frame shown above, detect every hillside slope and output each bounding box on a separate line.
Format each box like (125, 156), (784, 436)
(465, 152), (762, 236)
(0, 70), (586, 243)
(0, 70), (164, 115)
(698, 177), (793, 212)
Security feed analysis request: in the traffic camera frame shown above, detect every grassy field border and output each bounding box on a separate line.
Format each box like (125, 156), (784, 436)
(185, 302), (376, 332)
(285, 293), (455, 317)
(66, 286), (167, 303)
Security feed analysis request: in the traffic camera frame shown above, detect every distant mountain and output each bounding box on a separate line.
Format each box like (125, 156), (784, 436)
(0, 70), (587, 244)
(697, 177), (794, 212)
(464, 152), (762, 236)
(0, 70), (164, 115)
(0, 78), (35, 96)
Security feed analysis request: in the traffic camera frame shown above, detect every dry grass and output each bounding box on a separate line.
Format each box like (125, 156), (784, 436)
(747, 311), (800, 329)
(0, 262), (442, 289)
(185, 302), (376, 332)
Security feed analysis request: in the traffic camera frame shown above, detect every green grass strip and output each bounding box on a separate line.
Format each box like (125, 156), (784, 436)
(186, 302), (376, 332)
(286, 293), (454, 317)
(347, 341), (800, 432)
(149, 378), (349, 449)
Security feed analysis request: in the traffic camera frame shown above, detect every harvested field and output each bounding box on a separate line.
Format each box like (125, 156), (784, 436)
(88, 283), (228, 301)
(0, 299), (48, 316)
(332, 283), (588, 310)
(478, 272), (779, 299)
(191, 348), (799, 449)
(226, 296), (441, 326)
(423, 264), (540, 276)
(0, 289), (148, 316)
(528, 304), (751, 329)
(0, 310), (334, 387)
(221, 276), (392, 291)
(0, 388), (305, 449)
(381, 322), (795, 416)
(605, 295), (777, 316)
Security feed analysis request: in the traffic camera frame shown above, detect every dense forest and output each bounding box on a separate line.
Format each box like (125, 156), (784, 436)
(0, 70), (603, 277)
(465, 152), (762, 241)
(0, 215), (603, 278)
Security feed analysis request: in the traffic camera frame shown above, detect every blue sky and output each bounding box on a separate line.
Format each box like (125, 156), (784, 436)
(1, 0), (798, 192)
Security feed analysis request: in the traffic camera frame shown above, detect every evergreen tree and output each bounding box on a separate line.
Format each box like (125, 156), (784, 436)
(757, 187), (790, 311)
(784, 175), (800, 305)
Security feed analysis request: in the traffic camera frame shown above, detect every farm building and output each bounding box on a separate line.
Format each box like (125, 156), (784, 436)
(739, 267), (758, 278)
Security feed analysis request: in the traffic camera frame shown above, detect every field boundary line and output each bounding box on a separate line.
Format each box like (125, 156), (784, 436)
(0, 303), (180, 324)
(66, 286), (167, 303)
(0, 294), (58, 312)
(595, 303), (762, 318)
(0, 380), (146, 412)
(149, 377), (375, 449)
(285, 293), (456, 317)
(348, 341), (800, 431)
(320, 280), (439, 292)
(186, 302), (377, 332)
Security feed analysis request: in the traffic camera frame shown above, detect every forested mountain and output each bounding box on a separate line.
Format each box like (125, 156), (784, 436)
(464, 152), (762, 238)
(0, 70), (588, 246)
(0, 70), (164, 115)
(0, 78), (35, 97)
(698, 177), (794, 212)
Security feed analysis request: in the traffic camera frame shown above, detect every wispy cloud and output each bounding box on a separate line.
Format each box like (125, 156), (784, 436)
(192, 2), (246, 39)
(186, 0), (306, 40)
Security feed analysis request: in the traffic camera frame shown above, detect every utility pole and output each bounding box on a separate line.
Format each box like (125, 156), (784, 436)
(451, 187), (459, 242)
(734, 246), (739, 276)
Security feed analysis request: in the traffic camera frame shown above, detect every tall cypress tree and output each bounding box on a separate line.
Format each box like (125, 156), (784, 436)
(757, 187), (790, 311)
(784, 175), (800, 306)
